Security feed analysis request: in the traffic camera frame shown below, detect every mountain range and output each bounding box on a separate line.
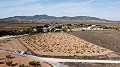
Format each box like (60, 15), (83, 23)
(0, 14), (118, 23)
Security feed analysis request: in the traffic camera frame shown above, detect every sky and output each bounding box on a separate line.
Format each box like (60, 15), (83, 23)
(0, 0), (120, 21)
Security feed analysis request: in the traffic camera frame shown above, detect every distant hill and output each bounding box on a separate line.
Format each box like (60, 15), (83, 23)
(0, 14), (118, 23)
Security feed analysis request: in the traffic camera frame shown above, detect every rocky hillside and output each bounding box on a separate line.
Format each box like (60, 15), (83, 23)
(0, 14), (113, 23)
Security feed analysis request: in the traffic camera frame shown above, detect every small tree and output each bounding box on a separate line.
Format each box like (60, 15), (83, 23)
(19, 64), (25, 67)
(6, 61), (13, 66)
(5, 54), (11, 59)
(29, 61), (38, 66)
(49, 28), (55, 32)
(27, 27), (35, 34)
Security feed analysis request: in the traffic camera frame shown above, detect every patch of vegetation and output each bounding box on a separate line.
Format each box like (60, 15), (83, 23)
(29, 61), (40, 67)
(0, 24), (72, 36)
(19, 64), (25, 67)
(6, 61), (13, 66)
(81, 29), (85, 31)
(5, 54), (11, 59)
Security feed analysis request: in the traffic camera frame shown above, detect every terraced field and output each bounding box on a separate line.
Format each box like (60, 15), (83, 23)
(20, 32), (118, 57)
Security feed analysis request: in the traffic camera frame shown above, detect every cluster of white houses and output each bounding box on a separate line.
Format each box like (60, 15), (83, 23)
(81, 25), (104, 31)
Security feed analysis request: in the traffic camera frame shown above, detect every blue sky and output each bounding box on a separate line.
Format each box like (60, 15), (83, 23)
(0, 0), (120, 20)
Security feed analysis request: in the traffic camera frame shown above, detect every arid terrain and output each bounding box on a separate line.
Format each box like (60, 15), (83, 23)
(1, 0), (120, 66)
(69, 30), (120, 54)
(0, 22), (120, 30)
(0, 29), (120, 59)
(0, 38), (28, 51)
(0, 32), (119, 59)
(0, 22), (120, 67)
(20, 32), (118, 57)
(0, 52), (52, 67)
(61, 62), (120, 67)
(0, 23), (45, 30)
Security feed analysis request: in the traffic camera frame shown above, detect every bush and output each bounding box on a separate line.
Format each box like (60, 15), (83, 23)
(6, 61), (13, 66)
(5, 55), (11, 59)
(19, 64), (25, 67)
(29, 61), (38, 66)
(0, 61), (4, 64)
(81, 29), (85, 31)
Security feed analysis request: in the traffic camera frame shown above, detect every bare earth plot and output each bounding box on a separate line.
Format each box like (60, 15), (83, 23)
(61, 62), (120, 67)
(19, 32), (119, 59)
(69, 30), (120, 54)
(0, 38), (27, 51)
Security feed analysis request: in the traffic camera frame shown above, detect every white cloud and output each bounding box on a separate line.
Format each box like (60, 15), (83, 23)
(0, 0), (120, 20)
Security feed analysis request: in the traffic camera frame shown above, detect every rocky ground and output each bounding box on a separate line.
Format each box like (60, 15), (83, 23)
(0, 52), (52, 67)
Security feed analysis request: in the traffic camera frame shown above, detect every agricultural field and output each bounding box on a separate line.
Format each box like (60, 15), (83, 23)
(0, 22), (120, 60)
(87, 22), (120, 27)
(0, 52), (52, 67)
(0, 21), (120, 30)
(0, 23), (45, 30)
(18, 32), (119, 59)
(69, 30), (120, 54)
(51, 20), (120, 27)
(0, 38), (28, 51)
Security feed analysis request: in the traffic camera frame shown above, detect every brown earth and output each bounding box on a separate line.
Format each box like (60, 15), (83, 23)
(61, 62), (120, 67)
(0, 22), (120, 30)
(0, 32), (119, 59)
(69, 30), (120, 54)
(0, 52), (52, 67)
(19, 32), (118, 58)
(0, 38), (28, 51)
(0, 23), (45, 30)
